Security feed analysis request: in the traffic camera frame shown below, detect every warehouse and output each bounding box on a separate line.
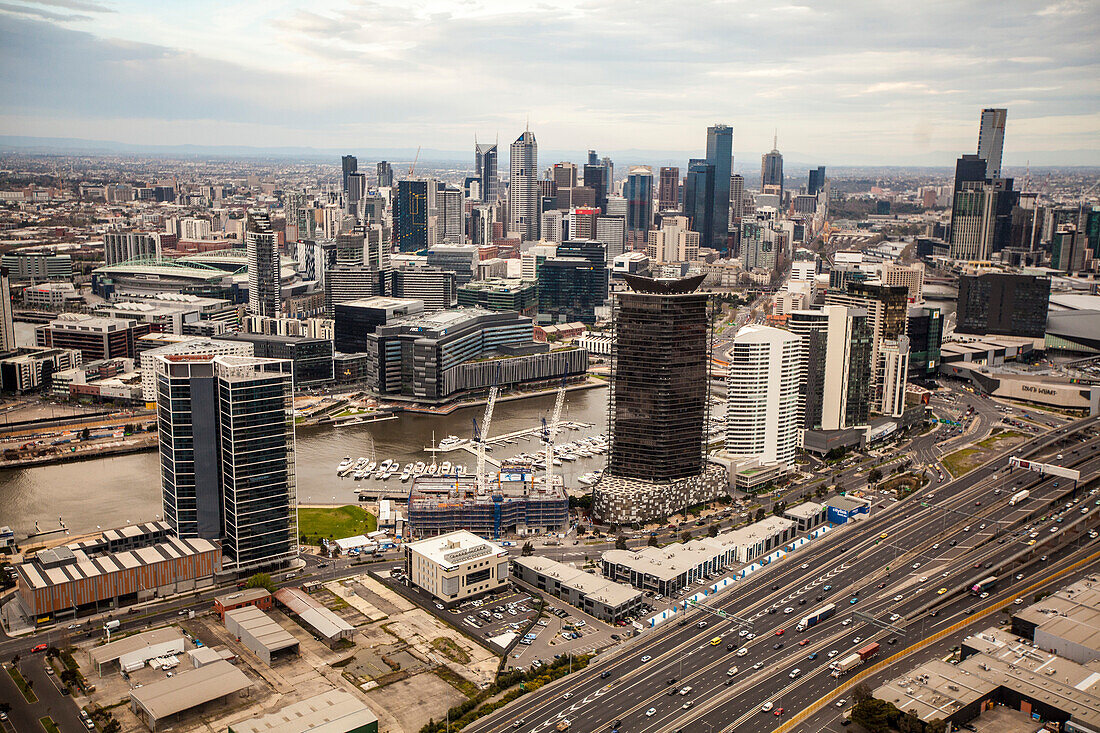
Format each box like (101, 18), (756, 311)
(228, 689), (378, 733)
(223, 606), (300, 665)
(88, 628), (185, 676)
(273, 587), (355, 647)
(213, 588), (273, 621)
(130, 659), (252, 732)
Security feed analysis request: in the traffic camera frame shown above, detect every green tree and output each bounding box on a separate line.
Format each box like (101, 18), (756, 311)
(869, 468), (882, 484)
(851, 698), (894, 733)
(926, 719), (948, 733)
(245, 572), (276, 593)
(755, 508), (765, 522)
(614, 536), (627, 550)
(852, 683), (873, 704)
(681, 531), (692, 543)
(647, 535), (659, 547)
(708, 525), (718, 537)
(898, 711), (923, 733)
(521, 542), (534, 557)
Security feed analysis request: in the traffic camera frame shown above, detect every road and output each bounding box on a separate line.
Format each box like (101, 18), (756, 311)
(464, 416), (1100, 733)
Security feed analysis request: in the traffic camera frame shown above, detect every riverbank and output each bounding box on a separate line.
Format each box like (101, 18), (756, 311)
(0, 433), (158, 470)
(399, 376), (607, 415)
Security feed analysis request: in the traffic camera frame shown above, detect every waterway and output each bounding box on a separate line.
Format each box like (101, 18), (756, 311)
(0, 386), (610, 539)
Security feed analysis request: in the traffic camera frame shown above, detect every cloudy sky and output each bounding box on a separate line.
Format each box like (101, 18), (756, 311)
(0, 0), (1097, 164)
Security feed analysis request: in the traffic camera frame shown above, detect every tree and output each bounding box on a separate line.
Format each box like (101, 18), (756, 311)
(245, 572), (276, 593)
(521, 542), (534, 557)
(898, 711), (923, 733)
(61, 669), (79, 687)
(755, 508), (765, 522)
(926, 719), (948, 733)
(11, 653), (19, 666)
(80, 427), (90, 441)
(681, 531), (692, 543)
(708, 525), (718, 538)
(648, 535), (659, 547)
(869, 468), (882, 484)
(852, 682), (873, 704)
(851, 698), (894, 733)
(614, 536), (628, 550)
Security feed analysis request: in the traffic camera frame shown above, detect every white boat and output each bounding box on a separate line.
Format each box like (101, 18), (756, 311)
(441, 461), (452, 474)
(400, 470), (412, 482)
(337, 457), (353, 474)
(456, 465), (466, 475)
(427, 464), (438, 476)
(413, 461), (425, 475)
(578, 472), (598, 486)
(365, 461), (377, 474)
(560, 453), (577, 461)
(404, 462), (413, 474)
(353, 469), (368, 480)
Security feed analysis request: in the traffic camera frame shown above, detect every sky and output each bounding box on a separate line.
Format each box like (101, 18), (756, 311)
(0, 0), (1098, 165)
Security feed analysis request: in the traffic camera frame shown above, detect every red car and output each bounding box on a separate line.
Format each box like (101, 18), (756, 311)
(774, 708), (785, 716)
(775, 629), (785, 636)
(31, 643), (47, 653)
(798, 640), (808, 646)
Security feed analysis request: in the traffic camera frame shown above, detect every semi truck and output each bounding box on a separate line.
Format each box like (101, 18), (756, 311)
(971, 576), (997, 595)
(796, 603), (835, 632)
(857, 642), (880, 661)
(1010, 490), (1030, 506)
(830, 643), (881, 678)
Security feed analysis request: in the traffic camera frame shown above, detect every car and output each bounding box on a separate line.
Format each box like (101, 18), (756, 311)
(682, 701), (694, 709)
(753, 661), (764, 669)
(725, 677), (736, 686)
(836, 698), (847, 707)
(667, 677), (678, 685)
(828, 650), (839, 657)
(45, 665), (55, 675)
(775, 628), (785, 635)
(853, 637), (862, 644)
(640, 654), (652, 663)
(841, 618), (852, 626)
(31, 643), (47, 653)
(739, 629), (748, 637)
(745, 632), (756, 639)
(697, 621), (707, 628)
(911, 562), (921, 569)
(938, 587), (948, 595)
(513, 720), (525, 728)
(736, 647), (748, 656)
(646, 708), (657, 717)
(600, 670), (612, 679)
(563, 692), (573, 700)
(893, 594), (903, 601)
(774, 643), (784, 650)
(610, 633), (620, 640)
(850, 598), (858, 604)
(774, 708), (785, 716)
(975, 501), (981, 506)
(877, 582), (887, 588)
(824, 585), (832, 591)
(784, 607), (794, 614)
(950, 540), (957, 546)
(1015, 598), (1024, 605)
(761, 702), (774, 712)
(801, 563), (809, 569)
(1016, 574), (1024, 580)
(932, 543), (940, 550)
(435, 603), (445, 610)
(1041, 555), (1048, 561)
(727, 643), (736, 650)
(798, 639), (808, 646)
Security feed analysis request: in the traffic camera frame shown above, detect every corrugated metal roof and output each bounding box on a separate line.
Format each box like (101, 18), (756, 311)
(130, 660), (251, 720)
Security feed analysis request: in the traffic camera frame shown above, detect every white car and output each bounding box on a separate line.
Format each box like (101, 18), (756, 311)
(836, 698), (847, 708)
(641, 655), (652, 662)
(889, 613), (900, 622)
(784, 607), (794, 614)
(562, 692), (573, 700)
(739, 629), (749, 637)
(435, 603), (444, 610)
(841, 619), (852, 626)
(646, 708), (657, 717)
(893, 595), (903, 601)
(911, 562), (921, 569)
(853, 637), (862, 644)
(801, 563), (809, 569)
(828, 650), (839, 658)
(761, 702), (774, 712)
(746, 633), (756, 639)
(736, 648), (748, 656)
(1014, 598), (1024, 605)
(753, 661), (764, 669)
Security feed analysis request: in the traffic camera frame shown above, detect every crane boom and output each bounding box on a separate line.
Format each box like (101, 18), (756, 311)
(409, 146), (421, 176)
(476, 365), (502, 493)
(545, 378), (566, 485)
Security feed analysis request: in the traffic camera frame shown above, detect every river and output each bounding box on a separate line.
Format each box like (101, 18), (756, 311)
(0, 386), (610, 539)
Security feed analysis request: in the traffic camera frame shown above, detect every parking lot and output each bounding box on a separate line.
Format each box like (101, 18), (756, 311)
(448, 588), (540, 648)
(506, 591), (628, 671)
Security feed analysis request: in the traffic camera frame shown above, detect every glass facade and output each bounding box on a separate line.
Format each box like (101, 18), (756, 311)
(957, 273), (1050, 338)
(395, 180), (428, 252)
(537, 258), (609, 324)
(907, 306), (942, 379)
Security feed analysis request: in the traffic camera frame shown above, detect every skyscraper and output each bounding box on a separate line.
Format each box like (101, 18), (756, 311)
(684, 159), (714, 248)
(346, 172), (367, 213)
(730, 174), (745, 222)
(341, 155), (358, 194)
(582, 163), (607, 212)
(395, 179), (428, 252)
(807, 166), (826, 196)
(788, 306), (872, 431)
(475, 142), (499, 202)
(246, 211), (280, 318)
(706, 125), (733, 251)
(156, 353), (297, 572)
(825, 282), (908, 412)
(552, 163), (577, 190)
(978, 108), (1007, 180)
(624, 166), (654, 236)
(0, 267), (14, 352)
(761, 133), (784, 195)
(509, 130), (538, 242)
(726, 325), (803, 468)
(657, 167), (679, 211)
(956, 273), (1050, 338)
(376, 161), (394, 188)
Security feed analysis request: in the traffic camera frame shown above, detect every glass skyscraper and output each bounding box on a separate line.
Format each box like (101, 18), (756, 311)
(395, 179), (428, 252)
(706, 124), (733, 251)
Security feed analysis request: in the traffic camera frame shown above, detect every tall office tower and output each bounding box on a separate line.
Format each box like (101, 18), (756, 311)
(155, 353), (297, 571)
(541, 210), (564, 243)
(601, 157), (614, 192)
(341, 155), (358, 194)
(509, 130), (539, 241)
(646, 215), (699, 263)
(558, 239), (608, 266)
(537, 257), (608, 324)
(0, 267), (14, 352)
(906, 305), (942, 380)
(246, 211), (281, 318)
(1052, 226), (1087, 273)
(726, 324), (803, 468)
(825, 282), (908, 409)
(583, 164), (607, 212)
(658, 167), (679, 211)
(807, 166), (826, 196)
(395, 179), (428, 252)
(977, 108), (1007, 180)
(740, 220), (776, 272)
(285, 192), (314, 242)
(730, 174), (745, 222)
(475, 142), (499, 202)
(595, 216), (626, 259)
(346, 173), (367, 213)
(878, 336), (910, 417)
(391, 266), (457, 312)
(552, 163), (577, 190)
(956, 273), (1050, 338)
(435, 187), (465, 244)
(949, 177), (1017, 260)
(684, 159), (715, 248)
(881, 261), (925, 302)
(104, 231), (163, 265)
(761, 135), (784, 195)
(624, 167), (654, 236)
(788, 306), (873, 431)
(706, 124), (733, 251)
(376, 161), (394, 188)
(569, 207), (599, 240)
(593, 274), (721, 524)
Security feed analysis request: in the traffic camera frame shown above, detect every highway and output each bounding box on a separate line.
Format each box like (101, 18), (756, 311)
(465, 416), (1100, 733)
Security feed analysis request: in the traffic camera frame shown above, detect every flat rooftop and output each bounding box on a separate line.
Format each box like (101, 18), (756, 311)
(19, 535), (218, 591)
(405, 530), (506, 569)
(215, 587), (271, 607)
(784, 502), (826, 519)
(514, 556), (640, 607)
(1014, 577), (1100, 655)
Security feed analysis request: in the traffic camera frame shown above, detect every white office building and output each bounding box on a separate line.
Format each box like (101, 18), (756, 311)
(726, 325), (803, 468)
(403, 530), (509, 607)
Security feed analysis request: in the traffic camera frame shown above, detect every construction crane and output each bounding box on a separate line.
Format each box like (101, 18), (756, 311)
(476, 365), (502, 494)
(544, 378), (567, 487)
(408, 146), (421, 177)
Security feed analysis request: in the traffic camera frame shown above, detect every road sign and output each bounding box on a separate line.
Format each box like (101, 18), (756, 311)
(1008, 457), (1080, 482)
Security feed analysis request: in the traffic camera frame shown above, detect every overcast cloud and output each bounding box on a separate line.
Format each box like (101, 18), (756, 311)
(0, 0), (1097, 164)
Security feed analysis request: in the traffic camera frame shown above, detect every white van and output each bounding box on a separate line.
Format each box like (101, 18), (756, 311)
(789, 668), (802, 679)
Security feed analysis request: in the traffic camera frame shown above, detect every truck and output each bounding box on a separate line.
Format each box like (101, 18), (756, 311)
(857, 642), (880, 661)
(796, 603), (835, 632)
(556, 720), (571, 731)
(971, 576), (997, 595)
(1010, 490), (1030, 506)
(104, 620), (120, 631)
(831, 653), (862, 677)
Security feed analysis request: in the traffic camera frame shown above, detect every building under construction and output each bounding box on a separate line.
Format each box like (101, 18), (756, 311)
(406, 473), (568, 539)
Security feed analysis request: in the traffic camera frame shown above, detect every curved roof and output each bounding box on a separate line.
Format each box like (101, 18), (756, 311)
(93, 257), (227, 282)
(623, 272), (706, 294)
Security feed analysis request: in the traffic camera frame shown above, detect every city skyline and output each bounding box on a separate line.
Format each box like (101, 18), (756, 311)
(0, 1), (1097, 165)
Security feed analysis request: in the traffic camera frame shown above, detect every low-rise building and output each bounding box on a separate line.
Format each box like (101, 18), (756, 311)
(824, 495), (870, 524)
(130, 659), (252, 732)
(782, 502), (828, 533)
(403, 530), (510, 607)
(457, 278), (538, 317)
(213, 588), (273, 620)
(223, 605), (300, 665)
(512, 556), (642, 623)
(89, 628), (186, 676)
(22, 281), (82, 310)
(0, 346), (82, 393)
(1010, 577), (1100, 664)
(228, 690), (378, 733)
(273, 587), (355, 647)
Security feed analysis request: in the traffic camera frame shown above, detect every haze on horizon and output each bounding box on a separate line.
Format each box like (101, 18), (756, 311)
(0, 0), (1097, 166)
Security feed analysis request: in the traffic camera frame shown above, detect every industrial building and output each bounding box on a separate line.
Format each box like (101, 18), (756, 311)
(601, 517), (797, 595)
(1010, 576), (1100, 664)
(273, 587), (356, 647)
(16, 528), (219, 624)
(130, 659), (252, 732)
(406, 474), (569, 538)
(89, 628), (186, 675)
(403, 531), (510, 607)
(228, 690), (378, 733)
(213, 588), (274, 620)
(223, 605), (300, 665)
(512, 556), (642, 623)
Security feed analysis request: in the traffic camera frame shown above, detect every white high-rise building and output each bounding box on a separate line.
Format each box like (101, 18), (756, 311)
(541, 211), (564, 244)
(245, 211), (280, 318)
(509, 130), (538, 242)
(787, 306), (873, 431)
(646, 215), (699, 263)
(521, 244), (556, 281)
(595, 216), (626, 259)
(726, 325), (803, 468)
(977, 108), (1007, 179)
(878, 337), (910, 418)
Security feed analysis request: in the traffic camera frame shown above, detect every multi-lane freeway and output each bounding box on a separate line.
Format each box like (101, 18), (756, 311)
(467, 417), (1100, 733)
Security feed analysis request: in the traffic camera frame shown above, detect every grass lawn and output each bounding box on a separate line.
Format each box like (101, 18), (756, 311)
(942, 448), (982, 477)
(298, 505), (377, 544)
(8, 666), (39, 703)
(40, 717), (61, 733)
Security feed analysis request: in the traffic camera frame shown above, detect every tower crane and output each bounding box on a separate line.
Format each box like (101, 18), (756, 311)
(544, 378), (567, 487)
(408, 146), (421, 177)
(476, 364), (502, 494)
